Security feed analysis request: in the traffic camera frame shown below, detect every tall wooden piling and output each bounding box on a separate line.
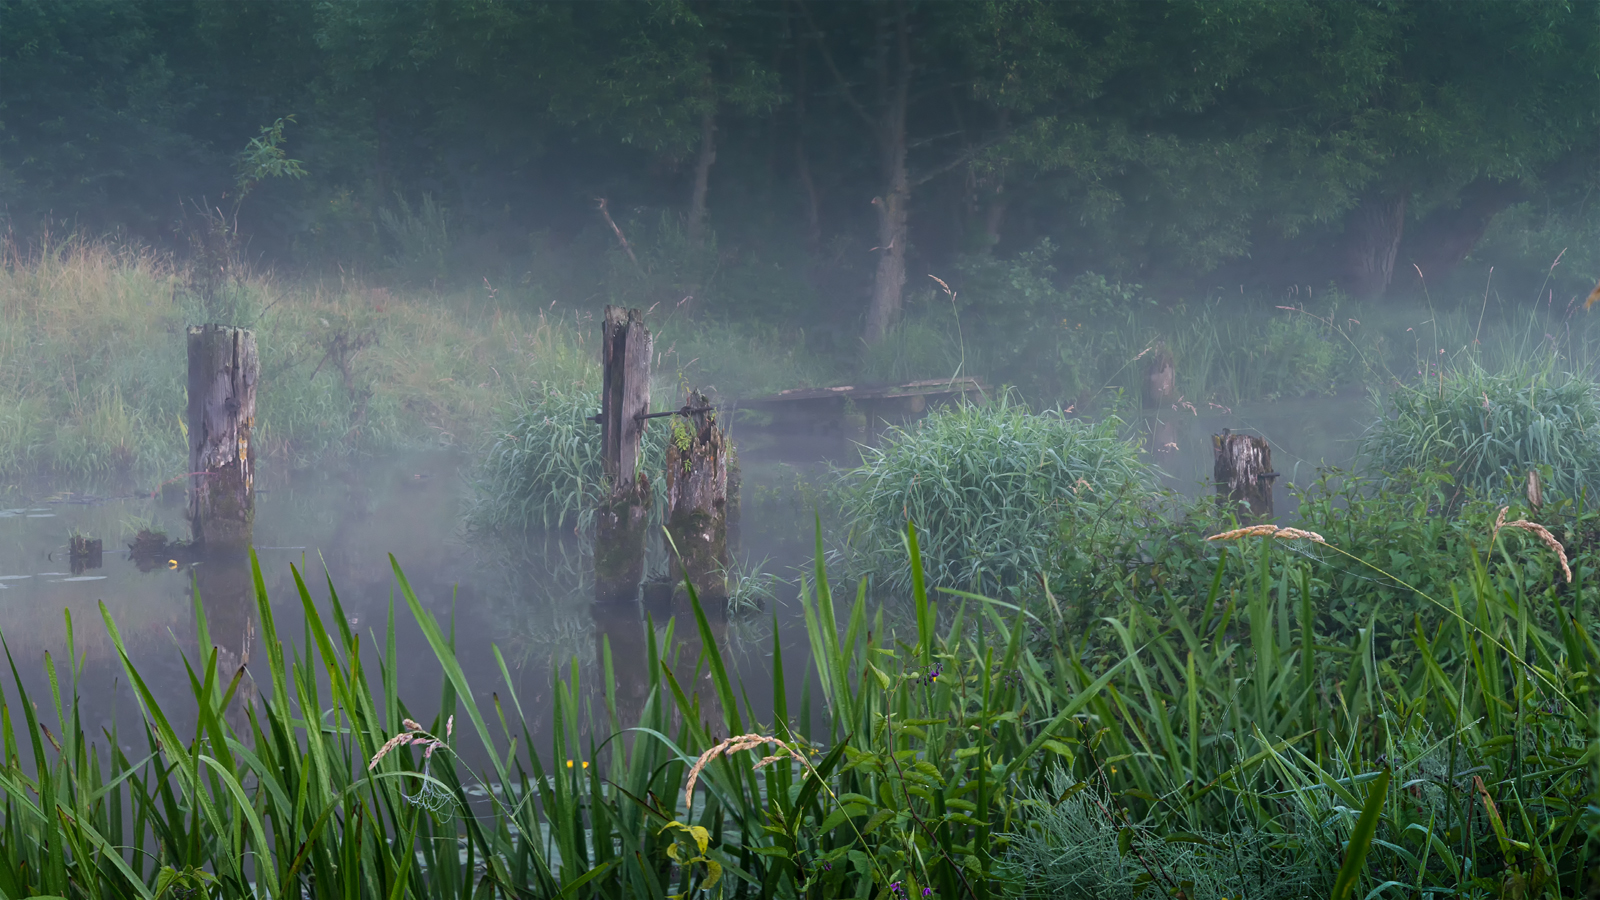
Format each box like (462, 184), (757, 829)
(188, 325), (258, 549)
(1212, 430), (1275, 521)
(595, 306), (653, 601)
(666, 389), (730, 602)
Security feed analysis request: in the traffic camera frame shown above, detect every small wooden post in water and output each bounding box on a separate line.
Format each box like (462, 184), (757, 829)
(595, 306), (653, 601)
(1143, 343), (1176, 408)
(188, 325), (258, 549)
(1212, 430), (1275, 521)
(666, 389), (731, 602)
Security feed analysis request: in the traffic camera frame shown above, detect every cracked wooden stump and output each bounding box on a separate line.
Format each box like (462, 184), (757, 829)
(1213, 430), (1275, 522)
(666, 389), (730, 603)
(188, 325), (258, 550)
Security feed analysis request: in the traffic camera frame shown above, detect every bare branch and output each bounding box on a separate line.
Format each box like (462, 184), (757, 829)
(796, 0), (879, 135)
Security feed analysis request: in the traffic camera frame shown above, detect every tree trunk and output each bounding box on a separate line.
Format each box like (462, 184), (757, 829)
(188, 325), (258, 550)
(1213, 431), (1275, 522)
(793, 21), (822, 251)
(687, 106), (717, 248)
(863, 1), (911, 345)
(1343, 190), (1409, 299)
(1404, 178), (1526, 285)
(666, 389), (730, 603)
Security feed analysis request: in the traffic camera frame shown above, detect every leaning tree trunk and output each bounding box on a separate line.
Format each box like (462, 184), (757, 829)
(666, 390), (730, 602)
(1343, 190), (1409, 299)
(188, 325), (258, 550)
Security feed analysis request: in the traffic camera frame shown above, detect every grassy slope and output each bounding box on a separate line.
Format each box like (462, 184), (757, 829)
(0, 238), (594, 487)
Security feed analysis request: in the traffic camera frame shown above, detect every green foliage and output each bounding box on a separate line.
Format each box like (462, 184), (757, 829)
(376, 193), (454, 284)
(6, 483), (1600, 896)
(233, 116), (307, 210)
(471, 388), (668, 532)
(1360, 360), (1600, 503)
(858, 314), (964, 385)
(956, 241), (1155, 328)
(836, 396), (1155, 593)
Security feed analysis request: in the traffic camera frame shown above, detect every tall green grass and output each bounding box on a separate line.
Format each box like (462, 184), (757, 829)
(1361, 359), (1600, 503)
(0, 235), (594, 484)
(4, 491), (1599, 897)
(470, 387), (669, 532)
(836, 396), (1156, 594)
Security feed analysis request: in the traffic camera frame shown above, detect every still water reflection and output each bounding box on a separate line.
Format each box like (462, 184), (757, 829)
(1, 397), (1367, 762)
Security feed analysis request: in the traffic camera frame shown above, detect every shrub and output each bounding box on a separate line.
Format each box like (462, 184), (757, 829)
(836, 395), (1155, 593)
(471, 387), (667, 531)
(1360, 359), (1600, 503)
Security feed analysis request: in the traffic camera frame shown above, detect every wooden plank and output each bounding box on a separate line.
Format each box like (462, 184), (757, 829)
(742, 376), (986, 406)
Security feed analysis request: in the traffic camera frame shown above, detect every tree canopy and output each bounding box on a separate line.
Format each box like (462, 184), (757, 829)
(2, 0), (1595, 337)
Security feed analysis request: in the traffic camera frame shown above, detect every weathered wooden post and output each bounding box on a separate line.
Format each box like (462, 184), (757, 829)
(666, 389), (730, 602)
(1143, 343), (1176, 408)
(1212, 429), (1276, 521)
(188, 325), (258, 549)
(595, 306), (653, 602)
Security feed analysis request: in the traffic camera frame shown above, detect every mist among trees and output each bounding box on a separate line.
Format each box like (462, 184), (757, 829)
(3, 0), (1595, 342)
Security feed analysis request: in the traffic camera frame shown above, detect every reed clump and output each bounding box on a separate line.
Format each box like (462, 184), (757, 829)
(1360, 359), (1600, 504)
(469, 386), (669, 532)
(836, 394), (1155, 593)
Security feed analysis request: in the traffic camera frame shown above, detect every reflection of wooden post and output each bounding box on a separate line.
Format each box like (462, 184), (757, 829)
(69, 535), (103, 574)
(1143, 343), (1175, 408)
(1213, 430), (1275, 521)
(194, 553), (257, 729)
(188, 325), (258, 549)
(596, 306), (653, 601)
(666, 389), (729, 602)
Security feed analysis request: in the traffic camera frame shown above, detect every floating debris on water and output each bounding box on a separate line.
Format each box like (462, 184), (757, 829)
(54, 576), (107, 582)
(0, 575), (33, 580)
(26, 514), (55, 518)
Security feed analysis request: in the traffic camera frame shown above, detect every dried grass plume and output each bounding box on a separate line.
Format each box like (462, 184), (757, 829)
(1208, 524), (1326, 543)
(1493, 506), (1571, 583)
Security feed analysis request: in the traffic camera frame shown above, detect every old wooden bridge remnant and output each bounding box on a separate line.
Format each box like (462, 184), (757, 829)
(739, 377), (987, 434)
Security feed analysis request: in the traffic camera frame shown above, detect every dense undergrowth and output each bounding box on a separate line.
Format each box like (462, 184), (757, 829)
(5, 472), (1600, 897)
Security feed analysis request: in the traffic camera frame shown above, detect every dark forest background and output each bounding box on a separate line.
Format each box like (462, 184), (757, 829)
(3, 0), (1597, 345)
